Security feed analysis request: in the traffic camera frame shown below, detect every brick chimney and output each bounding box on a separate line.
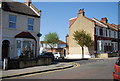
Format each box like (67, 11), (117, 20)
(78, 9), (85, 16)
(25, 0), (31, 6)
(101, 17), (108, 23)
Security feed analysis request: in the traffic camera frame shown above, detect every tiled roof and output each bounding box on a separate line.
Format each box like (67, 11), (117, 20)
(2, 2), (40, 17)
(92, 18), (107, 28)
(15, 32), (36, 40)
(69, 17), (77, 27)
(83, 16), (94, 22)
(106, 23), (118, 30)
(118, 24), (120, 28)
(93, 18), (118, 30)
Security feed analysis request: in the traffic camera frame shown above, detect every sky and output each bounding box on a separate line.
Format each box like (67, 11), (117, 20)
(33, 2), (118, 42)
(13, 1), (119, 42)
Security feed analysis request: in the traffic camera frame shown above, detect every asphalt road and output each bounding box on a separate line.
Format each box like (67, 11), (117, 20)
(5, 58), (117, 80)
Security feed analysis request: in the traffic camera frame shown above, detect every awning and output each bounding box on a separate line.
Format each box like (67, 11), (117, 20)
(15, 32), (36, 40)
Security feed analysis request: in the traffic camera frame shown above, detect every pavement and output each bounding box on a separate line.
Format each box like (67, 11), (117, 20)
(1, 62), (75, 79)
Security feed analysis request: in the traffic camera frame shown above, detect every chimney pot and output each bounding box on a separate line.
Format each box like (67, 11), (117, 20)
(78, 8), (85, 16)
(25, 0), (31, 6)
(101, 17), (108, 23)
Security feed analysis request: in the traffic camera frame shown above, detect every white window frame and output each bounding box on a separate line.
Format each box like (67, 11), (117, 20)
(96, 27), (100, 36)
(107, 29), (109, 37)
(28, 18), (34, 31)
(103, 28), (106, 37)
(9, 14), (17, 28)
(16, 38), (35, 57)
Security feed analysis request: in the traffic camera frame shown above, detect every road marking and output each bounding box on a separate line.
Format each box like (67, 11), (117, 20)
(10, 62), (80, 79)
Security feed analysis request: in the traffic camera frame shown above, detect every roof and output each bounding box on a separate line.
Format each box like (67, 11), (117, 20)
(92, 18), (118, 30)
(58, 40), (66, 44)
(15, 32), (36, 40)
(118, 24), (120, 28)
(41, 40), (66, 44)
(83, 16), (94, 22)
(2, 2), (40, 18)
(92, 18), (107, 28)
(69, 17), (77, 27)
(106, 23), (118, 30)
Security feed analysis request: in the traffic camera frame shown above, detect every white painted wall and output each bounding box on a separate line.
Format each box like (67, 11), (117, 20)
(1, 11), (40, 59)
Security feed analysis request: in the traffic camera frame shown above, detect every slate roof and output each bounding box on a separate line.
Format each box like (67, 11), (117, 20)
(2, 2), (40, 18)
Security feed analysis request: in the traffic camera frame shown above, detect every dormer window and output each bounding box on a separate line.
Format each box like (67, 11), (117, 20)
(28, 18), (34, 31)
(9, 15), (16, 28)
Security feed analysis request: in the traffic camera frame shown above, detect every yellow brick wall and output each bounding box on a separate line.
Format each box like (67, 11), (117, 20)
(68, 14), (95, 56)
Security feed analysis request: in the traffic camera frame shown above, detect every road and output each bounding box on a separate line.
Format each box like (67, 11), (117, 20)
(6, 58), (117, 79)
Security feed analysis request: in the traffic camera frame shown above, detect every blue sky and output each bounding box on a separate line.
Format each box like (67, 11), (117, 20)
(13, 1), (119, 42)
(32, 2), (118, 42)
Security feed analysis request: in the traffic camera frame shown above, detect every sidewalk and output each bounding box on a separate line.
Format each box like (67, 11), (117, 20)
(1, 62), (74, 79)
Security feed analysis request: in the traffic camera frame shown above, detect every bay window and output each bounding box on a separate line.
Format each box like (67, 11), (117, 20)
(16, 38), (35, 58)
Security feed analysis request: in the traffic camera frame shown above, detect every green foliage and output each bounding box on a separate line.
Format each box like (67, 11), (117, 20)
(73, 30), (92, 47)
(44, 32), (59, 49)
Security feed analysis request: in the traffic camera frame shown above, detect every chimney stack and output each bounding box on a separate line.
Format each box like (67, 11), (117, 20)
(101, 17), (108, 23)
(78, 8), (85, 16)
(25, 0), (31, 6)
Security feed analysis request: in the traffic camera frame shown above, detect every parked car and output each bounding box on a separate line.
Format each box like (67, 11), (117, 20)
(53, 52), (64, 59)
(113, 57), (120, 81)
(40, 52), (55, 60)
(54, 52), (61, 59)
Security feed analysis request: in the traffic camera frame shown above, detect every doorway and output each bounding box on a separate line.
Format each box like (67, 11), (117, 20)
(2, 40), (10, 61)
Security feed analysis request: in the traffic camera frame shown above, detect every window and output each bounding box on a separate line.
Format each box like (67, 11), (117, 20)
(107, 29), (109, 37)
(100, 28), (103, 36)
(111, 31), (114, 38)
(96, 27), (100, 36)
(109, 30), (111, 38)
(115, 31), (118, 38)
(103, 28), (106, 37)
(28, 18), (34, 31)
(9, 15), (16, 28)
(17, 40), (21, 48)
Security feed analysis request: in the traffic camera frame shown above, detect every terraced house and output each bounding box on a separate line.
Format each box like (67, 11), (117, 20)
(0, 0), (41, 65)
(66, 9), (119, 59)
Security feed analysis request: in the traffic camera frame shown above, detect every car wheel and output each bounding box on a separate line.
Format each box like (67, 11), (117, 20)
(56, 56), (59, 59)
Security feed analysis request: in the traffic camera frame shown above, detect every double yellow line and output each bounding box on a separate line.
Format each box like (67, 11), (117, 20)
(10, 62), (80, 79)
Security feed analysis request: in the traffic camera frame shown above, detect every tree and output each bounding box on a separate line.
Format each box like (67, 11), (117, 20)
(73, 30), (92, 59)
(44, 32), (59, 53)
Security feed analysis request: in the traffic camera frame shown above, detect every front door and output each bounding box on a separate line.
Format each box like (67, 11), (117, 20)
(2, 40), (10, 61)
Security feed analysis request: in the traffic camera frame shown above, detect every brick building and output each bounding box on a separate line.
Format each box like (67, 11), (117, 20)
(66, 9), (119, 59)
